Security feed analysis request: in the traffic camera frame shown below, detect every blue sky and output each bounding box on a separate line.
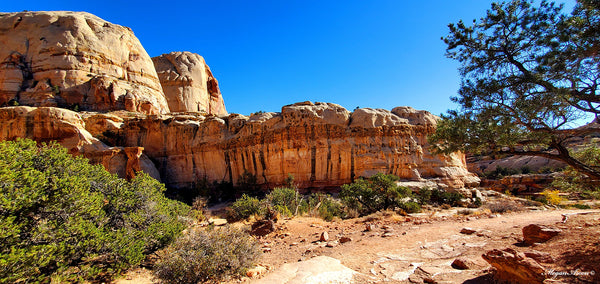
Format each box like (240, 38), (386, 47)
(2, 0), (576, 116)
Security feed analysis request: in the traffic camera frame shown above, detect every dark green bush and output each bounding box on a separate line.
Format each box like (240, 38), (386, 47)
(417, 188), (463, 207)
(339, 173), (413, 216)
(266, 187), (299, 217)
(398, 201), (421, 214)
(305, 193), (347, 221)
(153, 226), (260, 284)
(228, 194), (264, 221)
(0, 139), (189, 282)
(551, 147), (600, 199)
(570, 203), (591, 209)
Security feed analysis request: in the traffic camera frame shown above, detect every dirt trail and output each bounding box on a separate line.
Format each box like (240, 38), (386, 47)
(116, 208), (600, 283)
(252, 209), (600, 283)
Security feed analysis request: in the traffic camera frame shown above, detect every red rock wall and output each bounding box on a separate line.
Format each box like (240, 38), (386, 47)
(115, 102), (479, 189)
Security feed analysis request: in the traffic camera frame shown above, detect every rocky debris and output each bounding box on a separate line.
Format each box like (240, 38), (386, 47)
(460, 227), (477, 235)
(339, 236), (352, 243)
(451, 257), (474, 270)
(365, 224), (376, 232)
(246, 265), (268, 278)
(476, 230), (492, 238)
(208, 218), (227, 226)
(522, 224), (561, 245)
(0, 11), (169, 114)
(524, 250), (554, 264)
(152, 52), (226, 115)
(468, 154), (566, 176)
(325, 241), (338, 248)
(250, 256), (358, 284)
(251, 220), (276, 236)
(481, 174), (559, 195)
(319, 231), (329, 242)
(482, 248), (546, 284)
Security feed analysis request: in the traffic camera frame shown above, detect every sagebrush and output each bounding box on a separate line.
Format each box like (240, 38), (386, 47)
(153, 226), (260, 283)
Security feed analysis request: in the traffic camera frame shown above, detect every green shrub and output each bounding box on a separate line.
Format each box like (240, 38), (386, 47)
(339, 173), (412, 216)
(551, 146), (600, 199)
(482, 166), (520, 179)
(153, 226), (260, 283)
(306, 193), (347, 221)
(228, 194), (263, 221)
(398, 201), (421, 213)
(0, 139), (189, 282)
(416, 188), (463, 207)
(570, 203), (591, 209)
(266, 187), (300, 217)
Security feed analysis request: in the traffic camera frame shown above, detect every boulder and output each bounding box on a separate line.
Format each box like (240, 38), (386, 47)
(460, 227), (477, 235)
(251, 220), (275, 236)
(319, 231), (329, 242)
(152, 52), (227, 115)
(524, 250), (554, 264)
(0, 11), (169, 114)
(482, 248), (546, 284)
(522, 224), (561, 245)
(451, 257), (474, 270)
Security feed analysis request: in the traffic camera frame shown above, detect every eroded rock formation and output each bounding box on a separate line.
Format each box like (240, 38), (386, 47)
(0, 11), (169, 114)
(0, 106), (161, 181)
(152, 52), (227, 115)
(0, 102), (478, 191)
(104, 102), (479, 190)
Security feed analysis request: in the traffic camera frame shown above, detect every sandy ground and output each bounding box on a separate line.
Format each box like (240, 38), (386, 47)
(115, 206), (600, 284)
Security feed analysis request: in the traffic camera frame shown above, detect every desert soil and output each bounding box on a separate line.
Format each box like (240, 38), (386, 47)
(116, 207), (600, 284)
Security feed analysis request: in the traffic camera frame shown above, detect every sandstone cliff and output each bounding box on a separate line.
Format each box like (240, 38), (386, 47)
(152, 52), (227, 115)
(100, 102), (479, 190)
(0, 102), (478, 191)
(0, 106), (161, 181)
(0, 11), (169, 114)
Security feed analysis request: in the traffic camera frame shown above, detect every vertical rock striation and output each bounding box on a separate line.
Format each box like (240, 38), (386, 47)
(0, 11), (169, 114)
(113, 102), (478, 190)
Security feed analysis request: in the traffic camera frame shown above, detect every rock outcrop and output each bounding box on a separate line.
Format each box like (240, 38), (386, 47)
(0, 106), (161, 181)
(109, 102), (478, 190)
(522, 224), (561, 245)
(152, 52), (226, 115)
(0, 102), (478, 191)
(482, 248), (546, 284)
(0, 11), (169, 114)
(481, 173), (558, 195)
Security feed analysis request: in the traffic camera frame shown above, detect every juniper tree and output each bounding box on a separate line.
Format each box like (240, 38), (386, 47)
(430, 0), (600, 180)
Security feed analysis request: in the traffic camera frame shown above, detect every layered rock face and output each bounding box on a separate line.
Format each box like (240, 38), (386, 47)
(0, 102), (478, 190)
(111, 102), (478, 190)
(0, 106), (161, 181)
(152, 52), (227, 115)
(0, 11), (169, 114)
